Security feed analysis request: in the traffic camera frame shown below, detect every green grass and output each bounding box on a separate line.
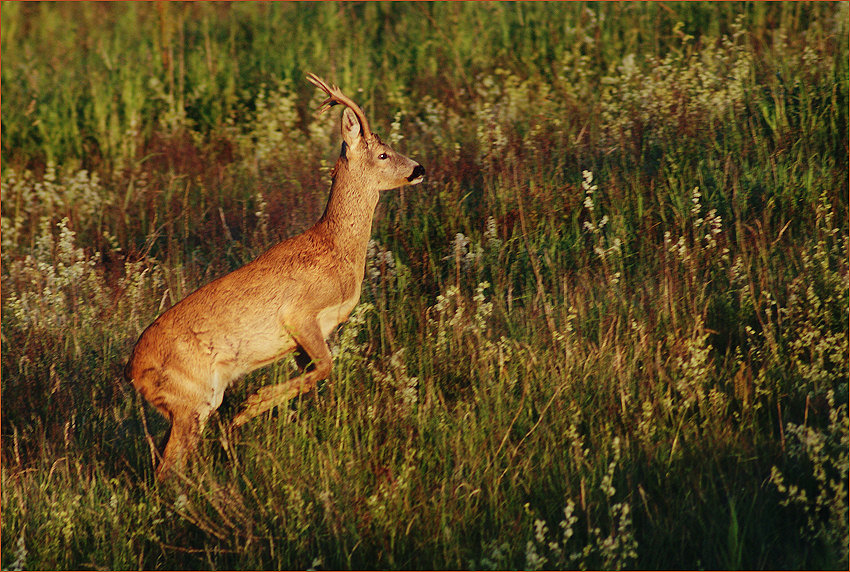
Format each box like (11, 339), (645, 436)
(2, 2), (848, 569)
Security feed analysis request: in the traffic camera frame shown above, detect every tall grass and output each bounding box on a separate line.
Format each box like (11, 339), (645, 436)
(2, 2), (848, 569)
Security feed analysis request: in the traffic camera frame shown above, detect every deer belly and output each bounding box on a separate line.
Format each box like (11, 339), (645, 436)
(207, 323), (297, 377)
(316, 290), (361, 339)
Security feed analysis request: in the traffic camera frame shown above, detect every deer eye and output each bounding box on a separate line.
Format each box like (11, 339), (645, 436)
(378, 152), (388, 160)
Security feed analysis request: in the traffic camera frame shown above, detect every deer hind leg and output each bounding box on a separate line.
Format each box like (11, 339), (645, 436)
(155, 409), (202, 480)
(231, 319), (332, 428)
(143, 369), (219, 481)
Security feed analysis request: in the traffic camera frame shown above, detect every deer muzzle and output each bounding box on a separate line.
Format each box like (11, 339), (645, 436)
(407, 164), (425, 184)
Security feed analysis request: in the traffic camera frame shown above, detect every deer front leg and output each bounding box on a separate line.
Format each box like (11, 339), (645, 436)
(231, 320), (331, 428)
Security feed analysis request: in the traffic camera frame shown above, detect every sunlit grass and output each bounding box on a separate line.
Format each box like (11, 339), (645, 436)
(2, 2), (848, 569)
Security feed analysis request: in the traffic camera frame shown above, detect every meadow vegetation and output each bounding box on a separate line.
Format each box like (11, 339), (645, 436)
(2, 2), (848, 569)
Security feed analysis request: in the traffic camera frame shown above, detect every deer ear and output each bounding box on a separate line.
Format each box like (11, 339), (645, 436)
(341, 107), (364, 151)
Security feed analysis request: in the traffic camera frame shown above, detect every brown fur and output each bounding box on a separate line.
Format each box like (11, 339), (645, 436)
(125, 74), (425, 480)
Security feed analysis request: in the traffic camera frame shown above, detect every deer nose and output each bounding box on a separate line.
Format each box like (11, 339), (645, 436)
(407, 164), (425, 182)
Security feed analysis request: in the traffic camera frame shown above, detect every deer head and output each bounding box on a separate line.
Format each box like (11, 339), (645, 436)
(307, 73), (425, 191)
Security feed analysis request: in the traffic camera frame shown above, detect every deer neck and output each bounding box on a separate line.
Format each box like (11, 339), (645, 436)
(316, 162), (381, 265)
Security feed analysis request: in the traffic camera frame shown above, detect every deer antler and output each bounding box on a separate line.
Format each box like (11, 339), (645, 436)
(306, 73), (373, 139)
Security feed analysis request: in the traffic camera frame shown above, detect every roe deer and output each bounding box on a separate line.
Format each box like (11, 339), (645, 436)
(125, 73), (425, 480)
